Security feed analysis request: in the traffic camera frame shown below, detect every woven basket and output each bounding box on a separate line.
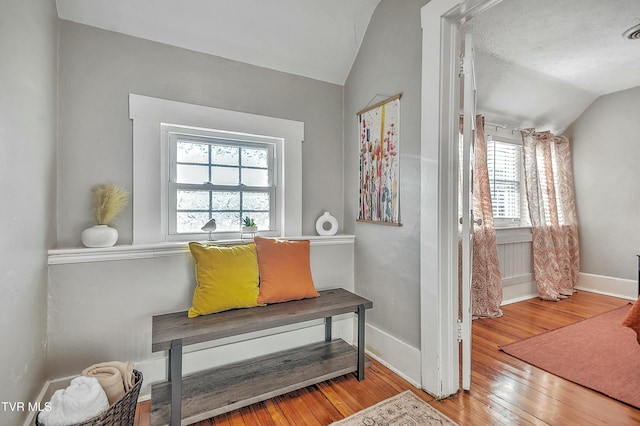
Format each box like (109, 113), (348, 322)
(36, 369), (143, 426)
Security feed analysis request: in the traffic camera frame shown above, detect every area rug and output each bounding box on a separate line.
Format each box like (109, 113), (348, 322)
(330, 390), (459, 426)
(500, 304), (640, 408)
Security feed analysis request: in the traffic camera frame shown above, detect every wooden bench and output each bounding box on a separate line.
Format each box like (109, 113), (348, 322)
(151, 288), (373, 425)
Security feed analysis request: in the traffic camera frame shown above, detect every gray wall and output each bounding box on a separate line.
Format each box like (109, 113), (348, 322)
(344, 0), (427, 348)
(570, 86), (640, 281)
(47, 241), (355, 396)
(0, 0), (57, 424)
(57, 21), (345, 247)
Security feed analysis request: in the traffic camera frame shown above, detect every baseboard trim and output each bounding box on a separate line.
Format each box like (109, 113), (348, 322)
(364, 323), (421, 388)
(501, 279), (537, 305)
(577, 272), (637, 300)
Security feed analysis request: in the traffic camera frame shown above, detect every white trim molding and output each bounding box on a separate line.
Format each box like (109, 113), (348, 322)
(128, 93), (304, 245)
(420, 0), (505, 399)
(365, 323), (422, 388)
(576, 272), (637, 300)
(47, 235), (356, 265)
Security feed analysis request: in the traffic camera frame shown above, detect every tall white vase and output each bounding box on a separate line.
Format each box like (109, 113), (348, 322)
(81, 225), (119, 248)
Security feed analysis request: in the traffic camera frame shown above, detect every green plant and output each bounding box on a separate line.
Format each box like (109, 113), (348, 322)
(243, 216), (256, 228)
(91, 184), (129, 225)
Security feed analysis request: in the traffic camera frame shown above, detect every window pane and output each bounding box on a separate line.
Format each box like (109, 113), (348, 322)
(243, 192), (270, 210)
(176, 212), (211, 233)
(211, 166), (239, 185)
(177, 164), (209, 184)
(212, 145), (239, 166)
(242, 147), (268, 168)
(211, 191), (240, 210)
(177, 191), (209, 210)
(491, 181), (520, 218)
(241, 169), (269, 186)
(487, 139), (522, 222)
(177, 141), (208, 164)
(213, 212), (242, 231)
(249, 212), (270, 230)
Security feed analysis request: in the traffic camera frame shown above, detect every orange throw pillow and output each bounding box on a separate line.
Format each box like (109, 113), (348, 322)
(623, 300), (640, 344)
(254, 236), (320, 304)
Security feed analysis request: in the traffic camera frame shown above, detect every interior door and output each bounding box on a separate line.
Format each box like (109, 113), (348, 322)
(460, 29), (476, 391)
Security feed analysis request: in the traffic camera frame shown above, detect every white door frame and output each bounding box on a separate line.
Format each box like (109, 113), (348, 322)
(419, 0), (502, 398)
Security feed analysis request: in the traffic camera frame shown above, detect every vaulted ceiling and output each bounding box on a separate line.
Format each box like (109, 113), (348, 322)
(469, 0), (640, 133)
(55, 0), (381, 85)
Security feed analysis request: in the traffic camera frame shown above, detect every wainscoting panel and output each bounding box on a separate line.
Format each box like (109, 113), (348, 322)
(496, 228), (536, 304)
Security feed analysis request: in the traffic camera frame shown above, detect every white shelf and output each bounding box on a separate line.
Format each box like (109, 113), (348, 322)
(48, 235), (355, 265)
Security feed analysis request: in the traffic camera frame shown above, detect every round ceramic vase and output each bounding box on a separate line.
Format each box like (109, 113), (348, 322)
(81, 225), (119, 248)
(316, 212), (338, 236)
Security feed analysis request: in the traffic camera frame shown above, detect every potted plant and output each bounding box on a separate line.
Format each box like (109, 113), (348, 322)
(81, 184), (129, 247)
(242, 216), (258, 233)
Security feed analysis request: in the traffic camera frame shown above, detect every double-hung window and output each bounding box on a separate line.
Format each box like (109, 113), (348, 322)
(167, 128), (276, 239)
(130, 94), (303, 245)
(486, 135), (529, 227)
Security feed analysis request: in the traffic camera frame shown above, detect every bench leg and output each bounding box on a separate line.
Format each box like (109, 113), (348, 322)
(169, 339), (183, 426)
(357, 304), (365, 381)
(325, 317), (332, 342)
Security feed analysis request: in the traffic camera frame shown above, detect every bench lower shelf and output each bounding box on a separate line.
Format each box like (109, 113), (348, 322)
(151, 339), (370, 425)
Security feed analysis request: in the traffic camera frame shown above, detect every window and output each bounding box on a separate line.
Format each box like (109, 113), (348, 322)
(129, 94), (303, 245)
(167, 129), (276, 236)
(486, 136), (529, 227)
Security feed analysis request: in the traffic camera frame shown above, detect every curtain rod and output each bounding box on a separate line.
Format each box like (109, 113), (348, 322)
(459, 115), (532, 135)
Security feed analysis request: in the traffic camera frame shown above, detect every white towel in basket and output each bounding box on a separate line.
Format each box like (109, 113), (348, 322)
(37, 376), (109, 426)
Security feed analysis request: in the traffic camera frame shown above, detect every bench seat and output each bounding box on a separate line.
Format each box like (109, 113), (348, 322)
(151, 288), (373, 425)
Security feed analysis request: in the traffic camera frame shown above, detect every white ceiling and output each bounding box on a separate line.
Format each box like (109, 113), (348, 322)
(55, 0), (381, 85)
(469, 0), (640, 133)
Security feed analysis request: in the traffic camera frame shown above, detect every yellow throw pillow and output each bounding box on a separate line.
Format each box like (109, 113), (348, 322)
(187, 242), (263, 318)
(254, 236), (320, 304)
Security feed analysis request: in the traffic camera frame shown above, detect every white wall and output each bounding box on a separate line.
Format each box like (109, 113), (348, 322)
(0, 0), (57, 424)
(569, 86), (640, 285)
(343, 0), (428, 381)
(47, 240), (355, 399)
(56, 20), (345, 247)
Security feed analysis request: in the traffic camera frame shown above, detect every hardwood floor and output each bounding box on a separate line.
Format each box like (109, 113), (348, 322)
(135, 290), (640, 425)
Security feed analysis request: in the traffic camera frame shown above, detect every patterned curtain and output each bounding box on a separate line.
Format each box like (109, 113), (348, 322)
(471, 116), (503, 318)
(522, 131), (580, 300)
(459, 116), (503, 319)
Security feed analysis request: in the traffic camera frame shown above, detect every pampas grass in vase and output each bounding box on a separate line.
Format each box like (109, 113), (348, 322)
(81, 185), (129, 248)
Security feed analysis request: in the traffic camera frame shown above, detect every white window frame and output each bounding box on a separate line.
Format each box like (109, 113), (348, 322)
(486, 134), (530, 228)
(129, 93), (303, 245)
(164, 125), (278, 241)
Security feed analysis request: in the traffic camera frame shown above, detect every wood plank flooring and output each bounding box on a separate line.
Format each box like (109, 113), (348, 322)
(135, 290), (640, 425)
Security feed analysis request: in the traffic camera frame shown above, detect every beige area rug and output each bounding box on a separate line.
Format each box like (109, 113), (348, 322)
(330, 390), (459, 426)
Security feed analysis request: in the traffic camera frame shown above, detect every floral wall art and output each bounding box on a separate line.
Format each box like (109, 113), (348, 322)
(357, 94), (401, 225)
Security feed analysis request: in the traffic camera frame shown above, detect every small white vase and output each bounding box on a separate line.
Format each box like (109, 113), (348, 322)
(81, 225), (119, 248)
(316, 211), (338, 236)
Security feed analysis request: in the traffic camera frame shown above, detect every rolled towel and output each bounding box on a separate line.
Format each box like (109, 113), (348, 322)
(82, 361), (135, 404)
(37, 376), (109, 426)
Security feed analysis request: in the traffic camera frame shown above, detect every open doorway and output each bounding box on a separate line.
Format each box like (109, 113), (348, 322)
(420, 0), (640, 399)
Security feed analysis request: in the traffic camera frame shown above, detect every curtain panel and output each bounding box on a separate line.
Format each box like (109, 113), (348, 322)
(459, 116), (503, 319)
(522, 132), (580, 301)
(471, 116), (503, 318)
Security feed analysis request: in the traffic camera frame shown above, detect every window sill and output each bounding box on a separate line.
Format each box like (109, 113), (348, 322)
(48, 235), (356, 265)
